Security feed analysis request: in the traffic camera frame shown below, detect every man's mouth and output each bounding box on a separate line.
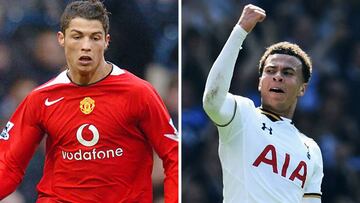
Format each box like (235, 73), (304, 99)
(269, 87), (285, 93)
(79, 56), (92, 62)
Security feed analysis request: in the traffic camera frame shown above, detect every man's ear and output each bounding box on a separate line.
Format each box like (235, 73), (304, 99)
(105, 34), (110, 49)
(258, 77), (262, 92)
(298, 83), (307, 97)
(57, 31), (65, 47)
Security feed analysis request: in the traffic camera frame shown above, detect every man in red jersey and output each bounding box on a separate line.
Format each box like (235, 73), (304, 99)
(0, 0), (178, 202)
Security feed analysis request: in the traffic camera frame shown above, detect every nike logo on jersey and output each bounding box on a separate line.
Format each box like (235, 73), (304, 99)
(45, 97), (64, 106)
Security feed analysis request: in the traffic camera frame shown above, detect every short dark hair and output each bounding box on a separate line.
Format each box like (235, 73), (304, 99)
(258, 42), (312, 83)
(60, 0), (110, 35)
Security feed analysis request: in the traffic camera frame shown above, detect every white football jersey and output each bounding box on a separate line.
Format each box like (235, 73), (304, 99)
(217, 95), (323, 203)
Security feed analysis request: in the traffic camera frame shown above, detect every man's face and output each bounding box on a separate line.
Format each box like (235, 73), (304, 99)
(258, 53), (307, 113)
(57, 17), (110, 74)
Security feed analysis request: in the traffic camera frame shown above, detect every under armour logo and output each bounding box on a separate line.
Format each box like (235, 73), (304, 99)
(304, 143), (311, 160)
(261, 123), (272, 135)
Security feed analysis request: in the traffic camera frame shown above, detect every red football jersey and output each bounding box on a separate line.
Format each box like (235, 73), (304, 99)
(0, 64), (178, 203)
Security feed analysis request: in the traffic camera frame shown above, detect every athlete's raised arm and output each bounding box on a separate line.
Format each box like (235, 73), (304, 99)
(202, 4), (266, 125)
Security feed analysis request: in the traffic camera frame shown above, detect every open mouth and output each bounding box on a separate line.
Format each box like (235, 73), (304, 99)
(269, 87), (285, 93)
(79, 56), (92, 62)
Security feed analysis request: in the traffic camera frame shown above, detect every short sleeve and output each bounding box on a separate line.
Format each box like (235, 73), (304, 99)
(304, 143), (324, 196)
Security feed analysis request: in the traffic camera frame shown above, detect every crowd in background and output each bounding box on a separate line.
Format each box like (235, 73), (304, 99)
(182, 0), (360, 202)
(0, 0), (178, 202)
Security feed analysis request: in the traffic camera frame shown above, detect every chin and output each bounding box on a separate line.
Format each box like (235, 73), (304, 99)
(263, 101), (287, 112)
(77, 65), (91, 69)
(76, 65), (95, 74)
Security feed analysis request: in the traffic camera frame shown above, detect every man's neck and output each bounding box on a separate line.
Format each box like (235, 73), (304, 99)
(67, 62), (112, 85)
(261, 103), (296, 120)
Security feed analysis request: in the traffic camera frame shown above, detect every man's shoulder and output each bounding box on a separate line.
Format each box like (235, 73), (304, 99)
(32, 70), (70, 93)
(233, 95), (255, 107)
(299, 133), (318, 145)
(299, 133), (322, 157)
(108, 67), (159, 102)
(15, 71), (69, 109)
(111, 64), (153, 89)
(232, 95), (257, 118)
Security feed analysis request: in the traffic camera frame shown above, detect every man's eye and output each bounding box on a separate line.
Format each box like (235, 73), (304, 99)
(284, 71), (294, 76)
(93, 36), (101, 41)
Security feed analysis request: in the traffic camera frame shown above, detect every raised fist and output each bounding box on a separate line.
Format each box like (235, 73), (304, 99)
(238, 4), (266, 33)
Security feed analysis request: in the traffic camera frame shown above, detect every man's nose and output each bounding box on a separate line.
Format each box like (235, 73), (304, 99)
(81, 38), (91, 51)
(272, 72), (283, 82)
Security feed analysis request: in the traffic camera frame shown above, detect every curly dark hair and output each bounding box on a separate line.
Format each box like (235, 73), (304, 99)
(258, 42), (312, 83)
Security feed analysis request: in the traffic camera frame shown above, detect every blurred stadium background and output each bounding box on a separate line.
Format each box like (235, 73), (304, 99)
(0, 0), (178, 202)
(182, 0), (360, 203)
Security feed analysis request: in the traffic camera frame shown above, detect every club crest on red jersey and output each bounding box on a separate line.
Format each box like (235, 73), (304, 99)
(80, 97), (95, 114)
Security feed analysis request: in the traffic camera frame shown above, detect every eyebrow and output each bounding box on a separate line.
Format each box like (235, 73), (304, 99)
(282, 67), (296, 71)
(265, 65), (296, 71)
(70, 29), (103, 35)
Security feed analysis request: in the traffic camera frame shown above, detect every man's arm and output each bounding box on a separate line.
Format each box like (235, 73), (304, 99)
(0, 170), (20, 199)
(202, 4), (266, 125)
(138, 84), (178, 203)
(303, 143), (323, 203)
(0, 96), (43, 199)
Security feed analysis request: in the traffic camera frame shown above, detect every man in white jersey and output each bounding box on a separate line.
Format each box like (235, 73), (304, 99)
(202, 4), (323, 203)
